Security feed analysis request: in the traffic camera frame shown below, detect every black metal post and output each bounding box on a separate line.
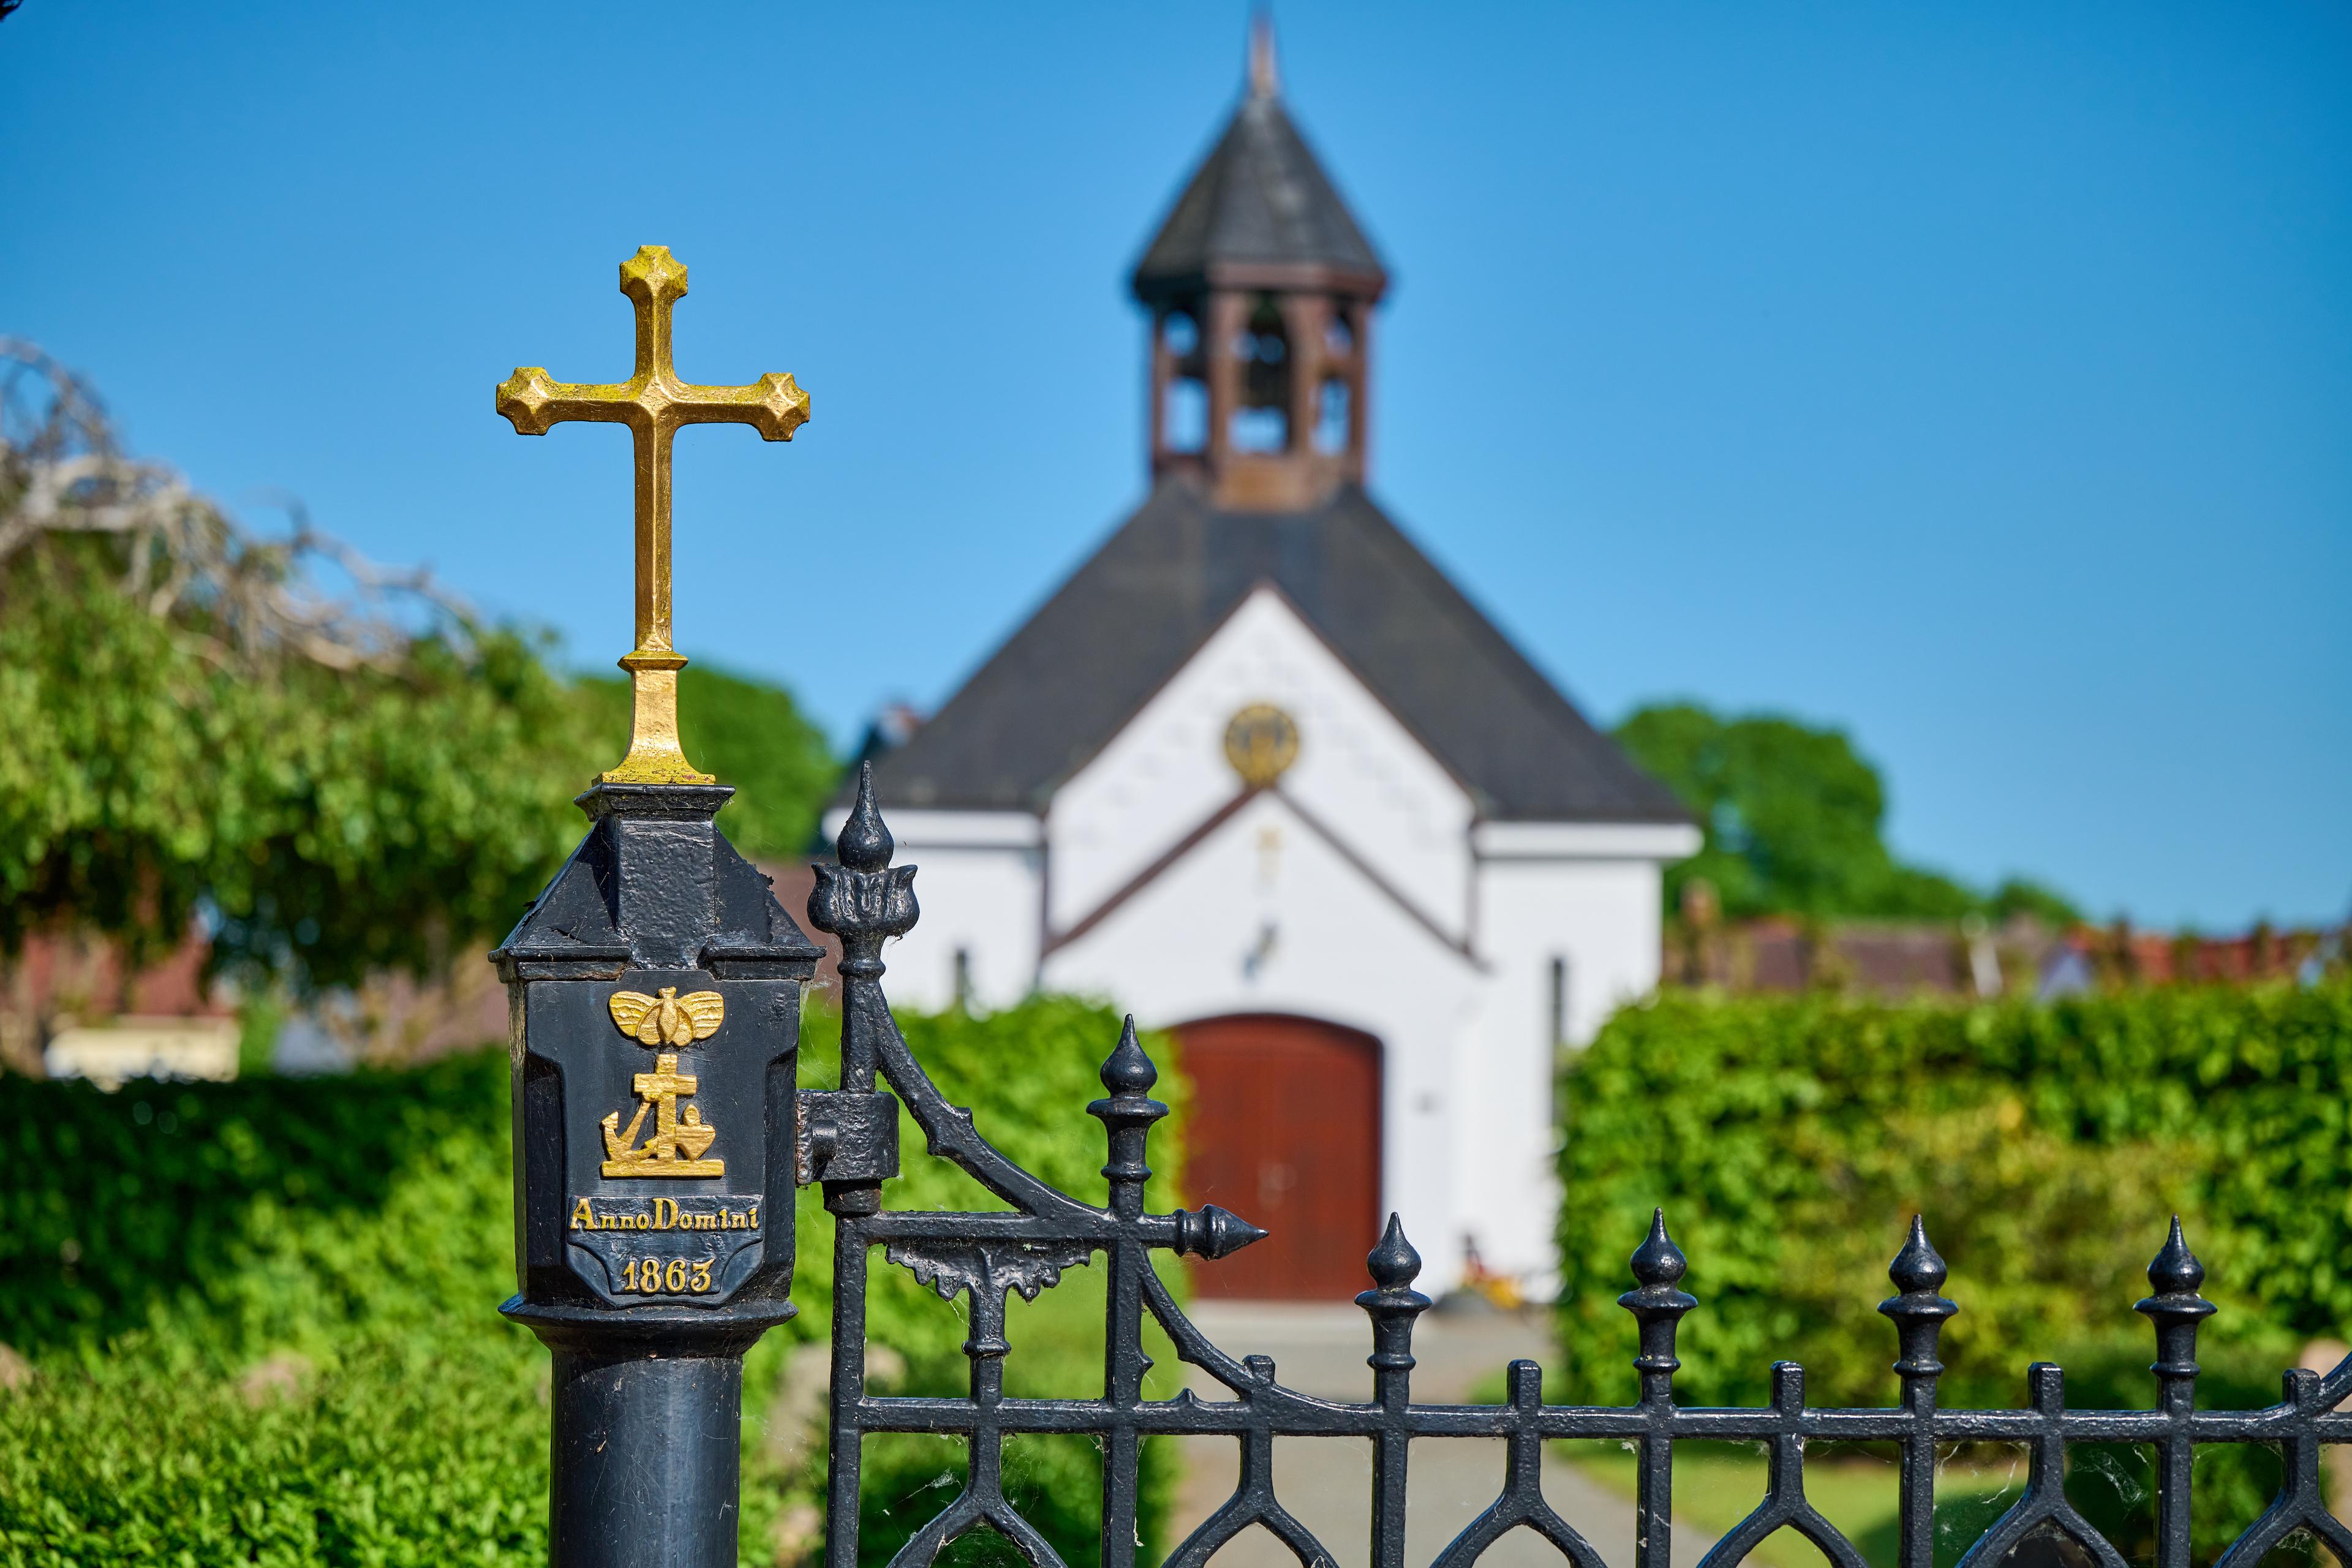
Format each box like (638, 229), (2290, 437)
(546, 1338), (748, 1567)
(493, 782), (820, 1568)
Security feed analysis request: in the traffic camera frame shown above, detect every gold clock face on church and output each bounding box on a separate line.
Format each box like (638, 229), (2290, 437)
(1224, 704), (1300, 789)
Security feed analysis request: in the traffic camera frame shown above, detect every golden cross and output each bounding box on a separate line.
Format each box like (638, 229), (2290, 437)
(496, 245), (809, 785)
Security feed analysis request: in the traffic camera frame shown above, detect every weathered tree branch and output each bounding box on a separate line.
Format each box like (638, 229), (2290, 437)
(0, 337), (476, 673)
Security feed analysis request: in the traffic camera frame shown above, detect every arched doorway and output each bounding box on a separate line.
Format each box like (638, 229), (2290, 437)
(1173, 1013), (1382, 1301)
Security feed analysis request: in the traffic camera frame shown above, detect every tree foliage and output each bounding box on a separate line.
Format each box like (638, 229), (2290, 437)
(0, 541), (602, 988)
(1615, 701), (2079, 924)
(0, 341), (835, 997)
(0, 342), (601, 990)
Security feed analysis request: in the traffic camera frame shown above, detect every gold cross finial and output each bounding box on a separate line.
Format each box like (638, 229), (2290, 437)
(495, 245), (810, 785)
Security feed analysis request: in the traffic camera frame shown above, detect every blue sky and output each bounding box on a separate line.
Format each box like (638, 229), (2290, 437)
(4, 3), (2346, 928)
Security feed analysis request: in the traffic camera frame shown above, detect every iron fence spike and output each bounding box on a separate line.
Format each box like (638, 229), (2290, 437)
(1098, 1014), (1158, 1096)
(1177, 1204), (1267, 1259)
(2145, 1215), (2206, 1298)
(835, 760), (894, 871)
(1628, 1208), (1688, 1289)
(1366, 1213), (1423, 1289)
(1886, 1214), (1950, 1297)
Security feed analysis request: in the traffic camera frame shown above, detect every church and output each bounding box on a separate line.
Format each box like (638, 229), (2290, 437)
(848, 29), (1697, 1300)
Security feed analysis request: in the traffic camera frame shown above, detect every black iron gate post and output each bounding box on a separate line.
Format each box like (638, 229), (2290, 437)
(489, 244), (816, 1568)
(494, 780), (816, 1567)
(802, 782), (915, 1568)
(1091, 1006), (1172, 1568)
(804, 768), (2352, 1568)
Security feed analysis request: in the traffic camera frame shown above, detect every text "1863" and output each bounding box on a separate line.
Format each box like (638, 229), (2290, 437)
(622, 1257), (714, 1294)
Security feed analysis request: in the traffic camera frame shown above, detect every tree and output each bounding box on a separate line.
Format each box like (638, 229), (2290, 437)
(0, 341), (606, 1001)
(1615, 700), (2079, 924)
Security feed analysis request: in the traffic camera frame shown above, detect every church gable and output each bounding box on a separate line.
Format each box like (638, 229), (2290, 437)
(1046, 584), (1475, 941)
(1044, 786), (1480, 1034)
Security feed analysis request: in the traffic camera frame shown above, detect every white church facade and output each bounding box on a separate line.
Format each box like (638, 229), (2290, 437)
(841, 33), (1697, 1299)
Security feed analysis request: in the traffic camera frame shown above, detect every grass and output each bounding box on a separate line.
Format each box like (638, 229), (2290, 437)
(1566, 1442), (2027, 1568)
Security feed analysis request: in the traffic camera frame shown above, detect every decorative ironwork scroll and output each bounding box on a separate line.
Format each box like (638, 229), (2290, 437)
(807, 764), (2352, 1568)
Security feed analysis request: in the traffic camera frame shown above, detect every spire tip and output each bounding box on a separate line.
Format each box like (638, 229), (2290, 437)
(1247, 8), (1279, 99)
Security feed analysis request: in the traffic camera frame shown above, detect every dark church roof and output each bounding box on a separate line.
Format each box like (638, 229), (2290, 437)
(1131, 72), (1386, 298)
(867, 483), (1690, 825)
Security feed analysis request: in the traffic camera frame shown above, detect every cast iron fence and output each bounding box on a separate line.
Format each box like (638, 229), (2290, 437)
(800, 769), (2351, 1568)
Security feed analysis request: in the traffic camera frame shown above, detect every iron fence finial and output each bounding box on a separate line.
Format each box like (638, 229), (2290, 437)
(1626, 1208), (1691, 1292)
(2135, 1218), (2217, 1568)
(1173, 1204), (1267, 1259)
(809, 763), (918, 957)
(1887, 1215), (1950, 1297)
(1098, 1014), (1158, 1096)
(2136, 1215), (2216, 1399)
(1358, 1213), (1432, 1379)
(1366, 1213), (1423, 1292)
(2143, 1216), (2211, 1302)
(1619, 1210), (1695, 1568)
(837, 761), (894, 872)
(1879, 1215), (1958, 1400)
(1357, 1213), (1428, 1567)
(1088, 1016), (1167, 1216)
(1620, 1210), (1697, 1385)
(1880, 1216), (1957, 1568)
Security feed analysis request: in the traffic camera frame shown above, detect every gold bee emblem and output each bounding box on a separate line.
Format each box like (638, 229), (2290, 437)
(608, 986), (725, 1047)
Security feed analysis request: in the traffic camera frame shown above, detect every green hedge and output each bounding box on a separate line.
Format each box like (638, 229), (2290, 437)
(1556, 982), (2352, 1564)
(0, 995), (1186, 1568)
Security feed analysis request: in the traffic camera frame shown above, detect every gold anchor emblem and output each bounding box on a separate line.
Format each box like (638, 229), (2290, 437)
(600, 1053), (724, 1178)
(599, 986), (727, 1177)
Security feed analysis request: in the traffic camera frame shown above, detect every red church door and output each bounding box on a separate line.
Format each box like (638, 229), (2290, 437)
(1174, 1014), (1382, 1301)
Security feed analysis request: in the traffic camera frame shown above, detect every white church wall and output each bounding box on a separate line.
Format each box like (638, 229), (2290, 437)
(830, 710), (1695, 1298)
(821, 808), (1044, 1014)
(1471, 822), (1704, 862)
(1047, 586), (1476, 943)
(1044, 789), (1485, 1294)
(1465, 848), (1687, 1285)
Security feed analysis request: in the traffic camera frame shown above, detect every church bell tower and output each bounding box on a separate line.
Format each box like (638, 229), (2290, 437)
(1133, 18), (1389, 513)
